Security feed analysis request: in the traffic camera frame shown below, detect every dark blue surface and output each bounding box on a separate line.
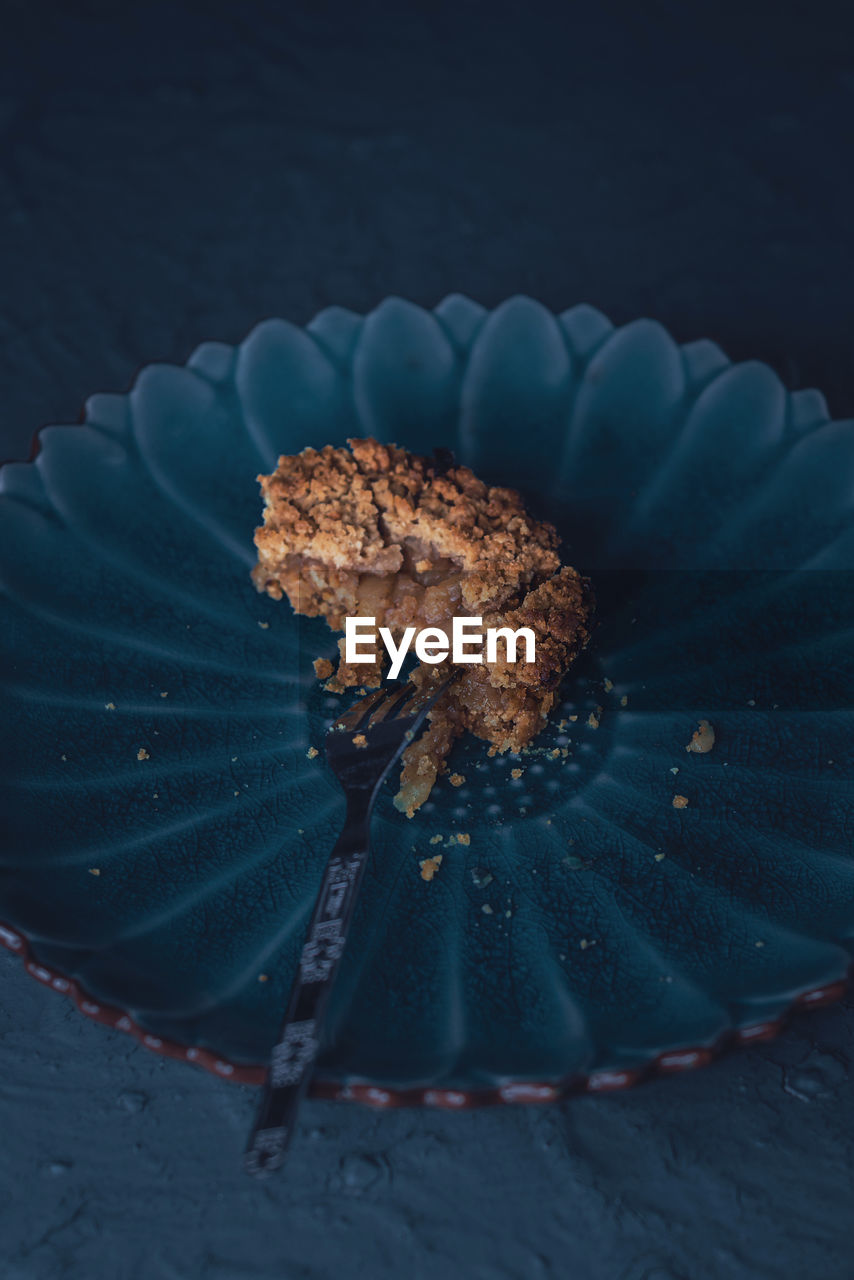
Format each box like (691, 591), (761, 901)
(2, 3), (854, 1277)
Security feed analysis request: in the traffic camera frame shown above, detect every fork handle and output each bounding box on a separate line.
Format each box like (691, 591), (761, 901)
(244, 810), (370, 1177)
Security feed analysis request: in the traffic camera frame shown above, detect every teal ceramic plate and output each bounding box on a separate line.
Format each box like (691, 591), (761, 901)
(1, 296), (852, 1104)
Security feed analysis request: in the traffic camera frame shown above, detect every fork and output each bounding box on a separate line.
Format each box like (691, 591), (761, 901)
(244, 674), (451, 1177)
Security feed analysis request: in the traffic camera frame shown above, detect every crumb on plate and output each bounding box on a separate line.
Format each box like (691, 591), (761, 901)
(419, 855), (443, 882)
(685, 719), (715, 754)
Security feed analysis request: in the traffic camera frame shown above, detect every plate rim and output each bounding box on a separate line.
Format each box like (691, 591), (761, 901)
(1, 917), (848, 1102)
(2, 293), (850, 1102)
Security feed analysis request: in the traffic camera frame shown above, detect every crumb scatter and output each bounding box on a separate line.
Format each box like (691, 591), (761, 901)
(685, 719), (715, 754)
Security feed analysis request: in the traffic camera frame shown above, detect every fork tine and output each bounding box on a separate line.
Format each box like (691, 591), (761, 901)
(330, 688), (387, 732)
(364, 683), (412, 725)
(393, 680), (449, 721)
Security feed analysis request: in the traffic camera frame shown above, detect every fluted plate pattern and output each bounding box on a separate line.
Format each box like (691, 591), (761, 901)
(1, 295), (852, 1093)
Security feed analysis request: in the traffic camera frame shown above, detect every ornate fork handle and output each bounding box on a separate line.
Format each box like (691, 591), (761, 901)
(244, 800), (369, 1177)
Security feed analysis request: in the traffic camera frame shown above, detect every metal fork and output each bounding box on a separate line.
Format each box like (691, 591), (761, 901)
(244, 675), (451, 1177)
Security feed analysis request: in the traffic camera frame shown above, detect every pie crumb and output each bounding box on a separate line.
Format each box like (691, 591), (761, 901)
(429, 834), (443, 845)
(88, 868), (100, 877)
(306, 746), (319, 759)
(105, 702), (116, 711)
(510, 767), (524, 780)
(449, 773), (465, 787)
(672, 794), (689, 810)
(685, 719), (715, 754)
(258, 621), (269, 629)
(137, 748), (150, 761)
(313, 658), (334, 680)
(419, 855), (443, 882)
(352, 734), (368, 749)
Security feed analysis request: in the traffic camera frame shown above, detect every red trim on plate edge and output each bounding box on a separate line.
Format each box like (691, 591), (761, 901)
(2, 919), (849, 1108)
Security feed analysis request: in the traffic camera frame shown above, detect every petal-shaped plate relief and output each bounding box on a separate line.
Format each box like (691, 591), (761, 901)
(351, 298), (460, 451)
(551, 320), (687, 567)
(306, 306), (364, 369)
(433, 293), (489, 356)
(679, 338), (730, 392)
(131, 364), (261, 564)
(1, 295), (853, 1096)
(459, 297), (573, 492)
(82, 392), (133, 442)
(708, 419), (854, 569)
(32, 422), (253, 612)
(788, 387), (830, 437)
(558, 304), (614, 364)
(614, 361), (788, 569)
(235, 318), (358, 464)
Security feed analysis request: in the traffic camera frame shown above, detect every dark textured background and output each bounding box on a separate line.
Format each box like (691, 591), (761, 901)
(2, 2), (853, 1276)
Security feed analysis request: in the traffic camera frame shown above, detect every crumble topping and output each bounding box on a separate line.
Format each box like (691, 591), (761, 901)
(253, 438), (593, 814)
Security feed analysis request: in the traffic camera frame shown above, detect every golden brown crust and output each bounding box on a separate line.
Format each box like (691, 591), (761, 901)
(252, 438), (594, 815)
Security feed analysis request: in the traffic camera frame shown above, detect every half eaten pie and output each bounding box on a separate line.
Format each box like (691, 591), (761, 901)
(252, 438), (593, 816)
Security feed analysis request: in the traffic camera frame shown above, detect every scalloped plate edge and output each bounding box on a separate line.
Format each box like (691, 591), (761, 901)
(1, 296), (846, 1105)
(2, 918), (848, 1105)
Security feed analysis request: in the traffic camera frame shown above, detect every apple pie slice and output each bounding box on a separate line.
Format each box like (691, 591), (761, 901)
(252, 437), (593, 815)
